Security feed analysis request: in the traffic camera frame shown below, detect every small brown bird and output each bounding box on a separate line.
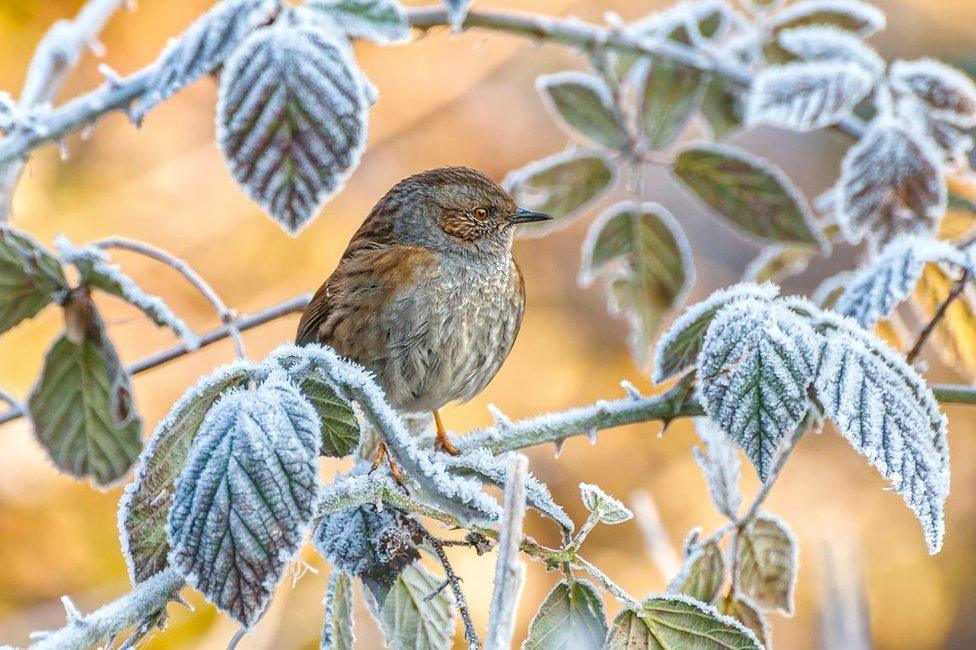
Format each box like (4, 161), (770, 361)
(297, 167), (550, 455)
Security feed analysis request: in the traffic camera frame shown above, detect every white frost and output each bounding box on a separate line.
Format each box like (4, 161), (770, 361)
(768, 0), (886, 37)
(889, 58), (976, 127)
(777, 25), (885, 78)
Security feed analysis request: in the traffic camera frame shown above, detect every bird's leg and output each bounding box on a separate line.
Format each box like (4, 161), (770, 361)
(433, 409), (459, 455)
(369, 442), (406, 490)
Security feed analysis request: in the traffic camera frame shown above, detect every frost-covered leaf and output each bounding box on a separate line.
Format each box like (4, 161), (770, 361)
(322, 572), (355, 650)
(699, 298), (819, 480)
(579, 483), (632, 524)
(444, 449), (574, 532)
(834, 235), (967, 327)
(631, 57), (703, 150)
(307, 0), (410, 43)
(777, 25), (885, 77)
(813, 315), (949, 553)
(913, 261), (976, 380)
(443, 0), (471, 30)
(744, 244), (816, 284)
(734, 514), (797, 614)
(673, 143), (823, 245)
(890, 58), (976, 127)
(717, 595), (769, 648)
(217, 13), (370, 234)
(120, 362), (255, 583)
(133, 0), (278, 121)
(168, 372), (322, 627)
(536, 72), (626, 150)
(672, 540), (725, 604)
(0, 225), (67, 336)
(838, 118), (947, 245)
(56, 237), (198, 348)
(374, 563), (455, 650)
(503, 151), (616, 238)
(605, 595), (762, 649)
(653, 283), (779, 383)
(28, 301), (141, 487)
(579, 201), (694, 367)
(523, 580), (607, 650)
(748, 61), (873, 131)
(769, 0), (886, 36)
(700, 76), (745, 140)
(315, 502), (419, 604)
(693, 418), (742, 519)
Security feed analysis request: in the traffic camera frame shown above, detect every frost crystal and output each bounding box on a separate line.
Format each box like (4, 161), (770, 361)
(747, 61), (873, 132)
(167, 372), (322, 627)
(217, 10), (370, 234)
(838, 118), (947, 245)
(834, 234), (967, 327)
(55, 237), (199, 349)
(133, 0), (278, 122)
(698, 298), (819, 481)
(692, 417), (742, 519)
(652, 282), (779, 383)
(777, 25), (885, 77)
(889, 58), (976, 127)
(812, 314), (949, 553)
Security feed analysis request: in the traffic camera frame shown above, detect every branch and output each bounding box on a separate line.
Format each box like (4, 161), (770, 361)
(0, 293), (310, 426)
(485, 454), (528, 650)
(415, 525), (480, 649)
(0, 0), (131, 217)
(907, 267), (971, 364)
(94, 237), (247, 359)
(0, 5), (868, 169)
(28, 568), (183, 650)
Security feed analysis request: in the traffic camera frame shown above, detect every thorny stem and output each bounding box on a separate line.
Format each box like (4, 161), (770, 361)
(907, 267), (971, 365)
(94, 237), (247, 359)
(416, 525), (481, 649)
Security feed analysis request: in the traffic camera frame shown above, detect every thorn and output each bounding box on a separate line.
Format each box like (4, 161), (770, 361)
(80, 123), (96, 140)
(487, 403), (511, 427)
(61, 595), (85, 624)
(620, 380), (642, 400)
(659, 417), (674, 437)
(98, 63), (123, 86)
(423, 578), (451, 602)
(586, 427), (598, 445)
(553, 438), (564, 458)
(29, 630), (53, 640)
(604, 11), (626, 29)
(171, 594), (194, 611)
(87, 38), (106, 58)
(58, 139), (68, 161)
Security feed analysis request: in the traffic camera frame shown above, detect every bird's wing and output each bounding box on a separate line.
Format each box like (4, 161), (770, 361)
(295, 244), (437, 360)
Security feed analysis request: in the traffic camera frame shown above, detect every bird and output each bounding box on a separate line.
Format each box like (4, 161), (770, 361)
(296, 167), (551, 457)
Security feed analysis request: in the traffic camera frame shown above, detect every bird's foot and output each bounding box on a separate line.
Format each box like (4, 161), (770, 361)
(432, 409), (460, 456)
(369, 442), (408, 492)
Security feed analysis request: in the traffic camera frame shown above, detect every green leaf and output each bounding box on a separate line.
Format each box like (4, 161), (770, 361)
(700, 77), (744, 140)
(118, 362), (255, 583)
(301, 371), (362, 457)
(536, 72), (627, 150)
(523, 580), (607, 650)
(168, 372), (322, 627)
(375, 563), (455, 650)
(503, 151), (617, 237)
(580, 201), (694, 367)
(28, 301), (141, 487)
(653, 283), (780, 384)
(307, 0), (410, 43)
(633, 58), (703, 150)
(698, 298), (819, 480)
(672, 144), (822, 245)
(606, 596), (762, 649)
(322, 572), (355, 650)
(675, 541), (725, 604)
(717, 595), (769, 648)
(0, 225), (67, 335)
(734, 515), (797, 614)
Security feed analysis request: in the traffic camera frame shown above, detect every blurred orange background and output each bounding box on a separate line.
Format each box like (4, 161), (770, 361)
(1, 0), (976, 648)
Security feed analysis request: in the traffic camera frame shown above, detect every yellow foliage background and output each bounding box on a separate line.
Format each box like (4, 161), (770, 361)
(1, 1), (976, 648)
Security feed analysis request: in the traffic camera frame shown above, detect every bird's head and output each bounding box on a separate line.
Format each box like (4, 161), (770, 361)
(385, 167), (551, 257)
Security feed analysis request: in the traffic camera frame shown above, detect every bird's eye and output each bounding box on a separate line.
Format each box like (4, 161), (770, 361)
(473, 208), (489, 221)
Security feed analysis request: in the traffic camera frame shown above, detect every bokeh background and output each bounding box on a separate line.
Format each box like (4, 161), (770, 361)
(1, 0), (976, 647)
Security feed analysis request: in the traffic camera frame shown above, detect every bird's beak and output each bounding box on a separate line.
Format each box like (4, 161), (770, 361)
(507, 207), (553, 224)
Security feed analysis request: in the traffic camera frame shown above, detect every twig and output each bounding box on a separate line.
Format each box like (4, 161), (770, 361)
(485, 454), (528, 650)
(739, 425), (805, 525)
(416, 525), (481, 649)
(0, 0), (130, 217)
(94, 237), (246, 359)
(0, 5), (868, 169)
(0, 387), (21, 411)
(907, 267), (971, 364)
(630, 490), (681, 580)
(0, 293), (310, 426)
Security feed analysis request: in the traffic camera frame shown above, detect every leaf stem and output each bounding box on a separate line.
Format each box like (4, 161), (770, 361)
(907, 267), (971, 365)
